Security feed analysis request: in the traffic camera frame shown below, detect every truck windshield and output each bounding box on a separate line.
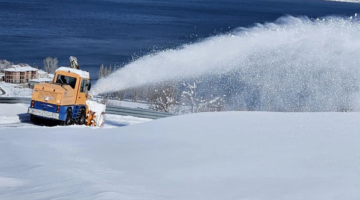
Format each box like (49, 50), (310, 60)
(56, 75), (77, 89)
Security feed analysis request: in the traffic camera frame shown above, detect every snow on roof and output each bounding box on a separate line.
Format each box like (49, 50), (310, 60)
(4, 65), (38, 72)
(38, 70), (47, 75)
(30, 78), (52, 83)
(56, 67), (90, 79)
(48, 74), (54, 78)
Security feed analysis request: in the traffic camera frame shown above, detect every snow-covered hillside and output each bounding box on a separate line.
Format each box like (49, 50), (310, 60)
(1, 110), (360, 199)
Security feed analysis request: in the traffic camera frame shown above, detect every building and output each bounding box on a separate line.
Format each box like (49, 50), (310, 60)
(48, 74), (54, 80)
(29, 78), (52, 88)
(0, 73), (4, 82)
(38, 70), (48, 78)
(4, 65), (38, 83)
(38, 70), (55, 80)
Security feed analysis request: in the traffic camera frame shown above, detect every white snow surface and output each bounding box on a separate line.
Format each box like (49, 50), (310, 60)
(0, 109), (360, 199)
(0, 82), (32, 97)
(37, 70), (47, 75)
(0, 104), (29, 117)
(56, 67), (90, 79)
(0, 104), (29, 124)
(4, 65), (37, 72)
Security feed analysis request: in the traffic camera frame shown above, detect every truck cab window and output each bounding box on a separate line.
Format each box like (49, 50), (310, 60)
(56, 75), (77, 89)
(80, 79), (87, 93)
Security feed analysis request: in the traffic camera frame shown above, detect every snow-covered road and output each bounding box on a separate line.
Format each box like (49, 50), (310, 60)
(0, 87), (5, 95)
(0, 103), (151, 129)
(1, 106), (360, 199)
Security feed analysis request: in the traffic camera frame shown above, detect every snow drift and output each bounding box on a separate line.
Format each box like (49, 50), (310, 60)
(1, 112), (360, 199)
(93, 15), (360, 112)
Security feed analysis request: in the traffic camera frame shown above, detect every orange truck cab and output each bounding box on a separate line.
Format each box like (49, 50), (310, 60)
(28, 67), (91, 125)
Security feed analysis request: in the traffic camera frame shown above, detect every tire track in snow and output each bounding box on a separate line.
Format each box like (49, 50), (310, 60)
(0, 122), (34, 128)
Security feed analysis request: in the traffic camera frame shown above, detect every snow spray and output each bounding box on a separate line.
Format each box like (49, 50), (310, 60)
(92, 15), (360, 112)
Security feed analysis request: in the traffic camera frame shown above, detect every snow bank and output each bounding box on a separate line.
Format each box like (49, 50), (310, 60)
(1, 111), (360, 199)
(104, 114), (151, 128)
(0, 104), (30, 125)
(0, 116), (23, 124)
(0, 104), (29, 117)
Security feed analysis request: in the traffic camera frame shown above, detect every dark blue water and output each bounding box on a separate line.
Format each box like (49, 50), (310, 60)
(1, 0), (360, 80)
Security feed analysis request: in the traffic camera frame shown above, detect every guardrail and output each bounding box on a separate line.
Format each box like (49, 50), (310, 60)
(0, 97), (32, 104)
(0, 97), (174, 119)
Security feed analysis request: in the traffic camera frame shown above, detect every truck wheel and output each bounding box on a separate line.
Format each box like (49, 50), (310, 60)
(60, 108), (73, 126)
(78, 108), (86, 125)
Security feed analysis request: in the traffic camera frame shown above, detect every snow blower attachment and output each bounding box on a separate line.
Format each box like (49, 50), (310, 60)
(85, 100), (106, 127)
(27, 56), (106, 127)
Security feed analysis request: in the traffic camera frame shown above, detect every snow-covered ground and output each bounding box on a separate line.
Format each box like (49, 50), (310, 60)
(0, 104), (30, 124)
(1, 103), (360, 199)
(0, 82), (32, 97)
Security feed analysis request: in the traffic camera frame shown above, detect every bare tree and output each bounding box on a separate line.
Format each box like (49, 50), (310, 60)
(43, 57), (58, 74)
(206, 96), (225, 112)
(108, 65), (112, 75)
(129, 88), (139, 102)
(0, 59), (13, 72)
(148, 83), (179, 113)
(114, 91), (126, 100)
(181, 81), (202, 113)
(181, 80), (225, 113)
(99, 64), (114, 79)
(99, 64), (104, 79)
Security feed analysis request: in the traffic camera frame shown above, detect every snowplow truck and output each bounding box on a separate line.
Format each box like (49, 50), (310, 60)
(27, 66), (105, 127)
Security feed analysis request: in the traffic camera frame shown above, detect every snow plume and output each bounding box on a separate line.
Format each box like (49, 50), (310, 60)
(92, 15), (360, 112)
